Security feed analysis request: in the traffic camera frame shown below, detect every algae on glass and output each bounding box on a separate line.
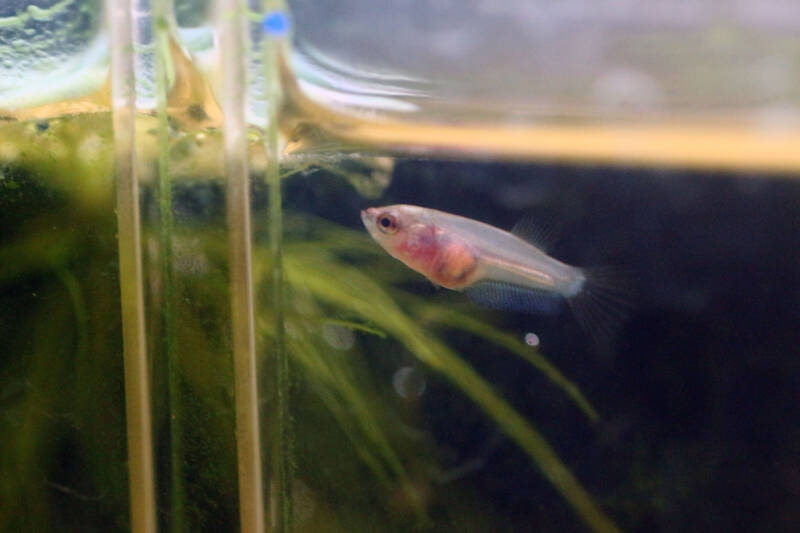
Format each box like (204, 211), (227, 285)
(0, 116), (129, 531)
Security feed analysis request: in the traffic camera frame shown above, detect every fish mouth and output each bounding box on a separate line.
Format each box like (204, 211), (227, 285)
(360, 208), (381, 240)
(360, 207), (378, 225)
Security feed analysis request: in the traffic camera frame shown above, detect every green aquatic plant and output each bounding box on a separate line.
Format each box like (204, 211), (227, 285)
(0, 161), (129, 532)
(0, 109), (618, 531)
(274, 220), (618, 533)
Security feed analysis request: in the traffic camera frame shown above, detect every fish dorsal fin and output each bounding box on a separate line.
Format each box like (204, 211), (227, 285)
(510, 211), (559, 252)
(464, 281), (563, 315)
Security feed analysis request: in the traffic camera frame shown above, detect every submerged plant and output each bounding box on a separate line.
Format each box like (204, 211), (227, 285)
(262, 213), (618, 532)
(0, 112), (619, 532)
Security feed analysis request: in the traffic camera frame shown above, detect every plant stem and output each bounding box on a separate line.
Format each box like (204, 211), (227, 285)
(153, 6), (185, 531)
(262, 3), (293, 529)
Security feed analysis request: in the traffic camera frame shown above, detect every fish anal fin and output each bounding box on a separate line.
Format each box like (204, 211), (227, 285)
(464, 281), (563, 315)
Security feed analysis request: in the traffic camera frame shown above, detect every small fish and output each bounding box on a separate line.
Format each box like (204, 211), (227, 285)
(361, 204), (627, 344)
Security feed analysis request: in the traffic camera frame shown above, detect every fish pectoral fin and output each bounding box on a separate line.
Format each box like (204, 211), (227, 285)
(464, 281), (563, 314)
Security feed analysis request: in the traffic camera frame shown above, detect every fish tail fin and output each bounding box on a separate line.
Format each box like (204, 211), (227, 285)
(566, 266), (634, 350)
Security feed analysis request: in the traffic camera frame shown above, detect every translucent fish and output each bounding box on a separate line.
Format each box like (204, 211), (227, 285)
(360, 204), (629, 345)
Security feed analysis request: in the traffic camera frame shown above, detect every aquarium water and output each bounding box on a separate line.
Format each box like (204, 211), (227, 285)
(1, 1), (799, 532)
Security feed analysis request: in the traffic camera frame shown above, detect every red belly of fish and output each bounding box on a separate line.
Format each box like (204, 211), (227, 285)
(396, 227), (478, 289)
(431, 240), (479, 289)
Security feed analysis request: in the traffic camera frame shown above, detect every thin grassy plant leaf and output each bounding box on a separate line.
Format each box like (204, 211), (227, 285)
(287, 225), (600, 422)
(411, 301), (600, 423)
(282, 246), (620, 533)
(318, 318), (387, 338)
(284, 333), (429, 524)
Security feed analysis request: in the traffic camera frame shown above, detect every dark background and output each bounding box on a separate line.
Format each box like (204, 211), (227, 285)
(288, 159), (800, 532)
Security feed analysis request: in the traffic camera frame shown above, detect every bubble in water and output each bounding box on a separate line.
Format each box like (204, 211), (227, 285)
(524, 332), (540, 346)
(392, 366), (426, 400)
(322, 324), (355, 350)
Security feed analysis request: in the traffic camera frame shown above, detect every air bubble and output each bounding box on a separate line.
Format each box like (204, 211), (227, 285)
(322, 324), (355, 350)
(392, 366), (426, 400)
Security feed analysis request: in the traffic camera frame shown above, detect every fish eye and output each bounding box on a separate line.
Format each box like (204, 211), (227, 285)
(377, 213), (398, 234)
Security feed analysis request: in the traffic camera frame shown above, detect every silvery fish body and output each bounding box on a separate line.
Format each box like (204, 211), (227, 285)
(361, 204), (625, 342)
(361, 204), (583, 293)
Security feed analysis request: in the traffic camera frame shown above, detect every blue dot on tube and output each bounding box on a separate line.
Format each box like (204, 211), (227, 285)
(262, 11), (290, 36)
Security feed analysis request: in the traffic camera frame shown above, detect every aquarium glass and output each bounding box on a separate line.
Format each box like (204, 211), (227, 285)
(1, 1), (799, 533)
